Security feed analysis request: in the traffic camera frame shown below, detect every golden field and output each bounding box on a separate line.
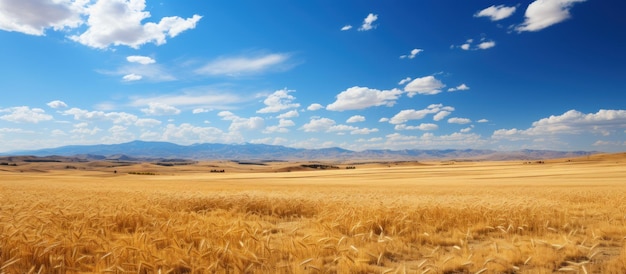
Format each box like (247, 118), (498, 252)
(1, 154), (626, 273)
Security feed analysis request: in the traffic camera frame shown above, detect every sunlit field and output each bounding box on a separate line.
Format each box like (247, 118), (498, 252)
(1, 154), (626, 273)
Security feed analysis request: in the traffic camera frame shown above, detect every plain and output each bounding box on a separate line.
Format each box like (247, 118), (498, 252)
(1, 153), (625, 273)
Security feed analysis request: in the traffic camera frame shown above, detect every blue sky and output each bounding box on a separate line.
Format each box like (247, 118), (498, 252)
(1, 0), (625, 153)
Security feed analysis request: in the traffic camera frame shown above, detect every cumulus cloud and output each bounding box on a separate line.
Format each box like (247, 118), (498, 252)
(257, 88), (300, 113)
(131, 91), (245, 110)
(71, 122), (101, 136)
(327, 86), (403, 111)
(400, 48), (423, 59)
(358, 13), (378, 31)
(478, 41), (496, 49)
(196, 53), (291, 76)
(389, 104), (453, 124)
(433, 111), (452, 121)
(448, 117), (472, 124)
(379, 118), (389, 123)
(263, 119), (295, 134)
(70, 0), (202, 49)
(460, 125), (474, 133)
(307, 103), (323, 111)
(394, 123), (439, 131)
(127, 55), (155, 65)
(404, 76), (445, 96)
(218, 111), (264, 132)
(0, 0), (85, 36)
(300, 117), (336, 132)
(0, 106), (53, 123)
(398, 77), (412, 85)
(162, 123), (238, 144)
(192, 108), (210, 114)
(340, 25), (352, 31)
(47, 100), (68, 109)
(350, 128), (378, 135)
(122, 73), (142, 81)
(63, 107), (156, 126)
(493, 109), (626, 139)
(347, 115), (366, 123)
(448, 84), (470, 92)
(456, 38), (496, 51)
(384, 132), (486, 150)
(141, 102), (181, 116)
(477, 119), (489, 123)
(277, 110), (299, 119)
(135, 118), (161, 127)
(516, 0), (585, 32)
(474, 5), (517, 21)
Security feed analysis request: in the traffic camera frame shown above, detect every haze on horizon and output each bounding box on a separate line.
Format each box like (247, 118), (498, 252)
(1, 0), (625, 153)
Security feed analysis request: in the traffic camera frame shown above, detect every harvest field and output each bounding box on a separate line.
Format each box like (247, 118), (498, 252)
(1, 154), (626, 273)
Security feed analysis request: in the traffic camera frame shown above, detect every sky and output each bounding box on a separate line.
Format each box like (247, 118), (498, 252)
(1, 0), (625, 153)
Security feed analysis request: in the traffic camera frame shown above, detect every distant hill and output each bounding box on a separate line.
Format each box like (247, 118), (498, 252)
(1, 140), (598, 161)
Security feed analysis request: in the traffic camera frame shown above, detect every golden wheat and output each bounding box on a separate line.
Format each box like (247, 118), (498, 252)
(0, 159), (625, 273)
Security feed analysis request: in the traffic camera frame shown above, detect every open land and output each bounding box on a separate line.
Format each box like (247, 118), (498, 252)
(1, 153), (626, 273)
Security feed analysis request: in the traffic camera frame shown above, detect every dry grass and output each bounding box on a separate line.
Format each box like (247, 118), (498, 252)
(1, 155), (626, 273)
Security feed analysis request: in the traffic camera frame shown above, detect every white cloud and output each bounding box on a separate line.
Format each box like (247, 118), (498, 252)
(196, 53), (291, 76)
(478, 41), (496, 50)
(460, 125), (474, 133)
(351, 128), (378, 135)
(474, 5), (517, 21)
(277, 110), (299, 119)
(516, 0), (585, 32)
(383, 132), (486, 150)
(257, 88), (300, 113)
(300, 117), (336, 132)
(398, 77), (412, 85)
(400, 48), (423, 59)
(433, 111), (452, 121)
(135, 118), (161, 127)
(122, 73), (142, 81)
(0, 106), (53, 123)
(394, 123), (439, 131)
(71, 122), (101, 136)
(456, 38), (496, 51)
(477, 119), (489, 123)
(47, 100), (68, 109)
(192, 108), (210, 114)
(63, 108), (141, 125)
(389, 104), (450, 124)
(347, 115), (366, 123)
(0, 0), (85, 36)
(218, 111), (264, 132)
(127, 55), (155, 65)
(70, 0), (202, 49)
(327, 86), (403, 111)
(307, 103), (323, 111)
(448, 117), (472, 124)
(141, 102), (181, 116)
(131, 91), (245, 110)
(162, 123), (238, 144)
(493, 109), (626, 140)
(448, 84), (470, 92)
(263, 119), (295, 134)
(358, 13), (378, 31)
(404, 76), (445, 96)
(340, 25), (352, 31)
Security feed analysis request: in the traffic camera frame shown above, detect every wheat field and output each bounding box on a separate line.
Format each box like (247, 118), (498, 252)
(1, 154), (626, 273)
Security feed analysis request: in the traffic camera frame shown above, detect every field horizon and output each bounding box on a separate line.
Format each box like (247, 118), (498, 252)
(1, 152), (625, 273)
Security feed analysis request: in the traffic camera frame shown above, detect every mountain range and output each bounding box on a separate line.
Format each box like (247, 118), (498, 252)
(0, 141), (598, 161)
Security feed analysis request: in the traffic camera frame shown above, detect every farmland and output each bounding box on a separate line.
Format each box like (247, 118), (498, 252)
(1, 153), (626, 273)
